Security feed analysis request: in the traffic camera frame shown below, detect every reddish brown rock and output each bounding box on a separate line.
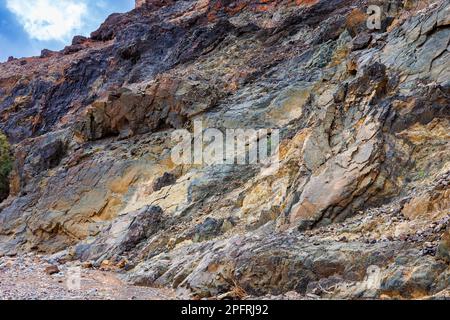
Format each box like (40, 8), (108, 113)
(44, 265), (60, 275)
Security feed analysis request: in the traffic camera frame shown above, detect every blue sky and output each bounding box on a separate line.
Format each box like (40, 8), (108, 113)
(0, 0), (135, 62)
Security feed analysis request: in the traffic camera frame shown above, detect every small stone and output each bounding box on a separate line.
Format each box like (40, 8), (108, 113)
(167, 238), (176, 250)
(352, 32), (372, 51)
(424, 242), (434, 248)
(346, 58), (358, 75)
(117, 258), (129, 269)
(100, 260), (111, 270)
(44, 265), (60, 275)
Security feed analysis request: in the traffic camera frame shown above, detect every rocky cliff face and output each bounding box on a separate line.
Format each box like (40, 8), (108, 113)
(136, 0), (146, 7)
(0, 0), (449, 299)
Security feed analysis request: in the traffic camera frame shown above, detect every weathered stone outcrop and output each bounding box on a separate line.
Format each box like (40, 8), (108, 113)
(0, 0), (448, 299)
(438, 226), (450, 263)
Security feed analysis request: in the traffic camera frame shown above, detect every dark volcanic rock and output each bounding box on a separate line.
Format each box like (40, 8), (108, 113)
(152, 172), (177, 192)
(72, 36), (88, 46)
(352, 32), (372, 51)
(40, 49), (56, 59)
(120, 205), (164, 251)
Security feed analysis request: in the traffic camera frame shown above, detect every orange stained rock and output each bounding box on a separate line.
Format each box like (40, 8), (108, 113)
(294, 0), (319, 7)
(346, 8), (368, 34)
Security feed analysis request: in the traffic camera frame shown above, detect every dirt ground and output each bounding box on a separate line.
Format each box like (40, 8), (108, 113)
(0, 254), (176, 300)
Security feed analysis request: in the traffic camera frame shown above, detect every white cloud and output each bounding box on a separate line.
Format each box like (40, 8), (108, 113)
(6, 0), (88, 42)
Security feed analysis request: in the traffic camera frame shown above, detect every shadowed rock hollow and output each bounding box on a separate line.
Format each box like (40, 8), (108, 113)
(0, 0), (449, 299)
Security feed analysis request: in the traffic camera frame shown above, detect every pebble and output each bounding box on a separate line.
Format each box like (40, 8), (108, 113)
(424, 242), (434, 248)
(44, 265), (60, 275)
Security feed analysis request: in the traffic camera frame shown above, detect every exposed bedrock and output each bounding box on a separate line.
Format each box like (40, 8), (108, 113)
(0, 0), (448, 299)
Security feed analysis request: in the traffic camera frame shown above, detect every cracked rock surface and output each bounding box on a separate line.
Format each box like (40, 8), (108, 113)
(0, 0), (449, 299)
